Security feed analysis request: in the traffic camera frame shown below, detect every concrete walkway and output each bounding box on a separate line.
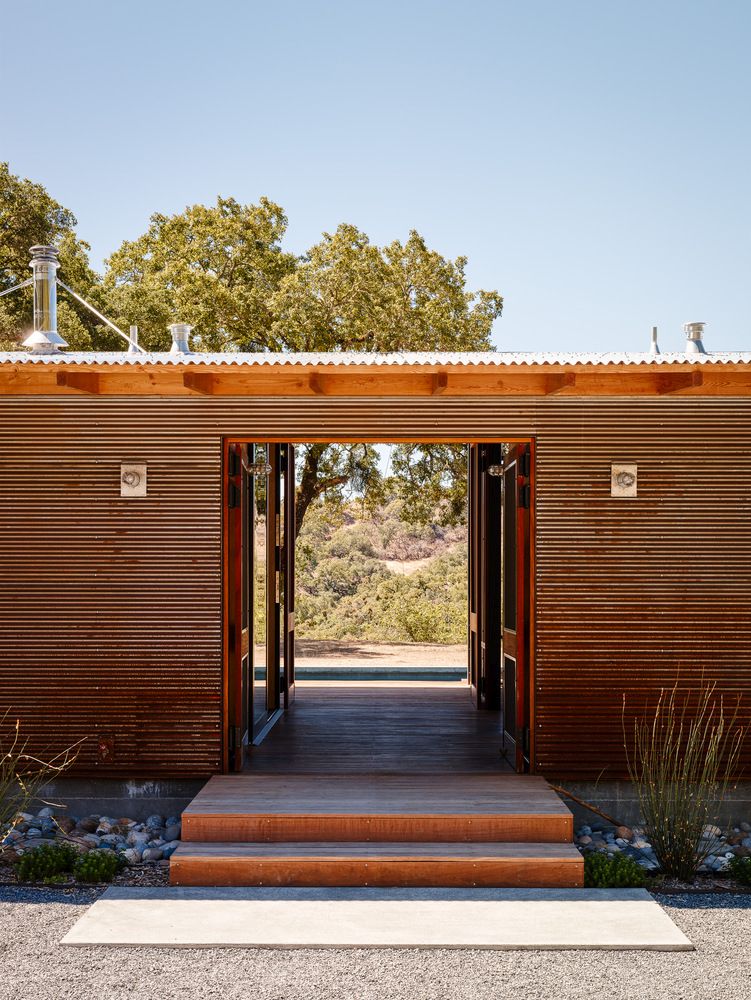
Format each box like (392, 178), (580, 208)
(61, 887), (692, 951)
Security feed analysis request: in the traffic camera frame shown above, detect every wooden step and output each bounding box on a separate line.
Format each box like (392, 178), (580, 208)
(170, 841), (584, 888)
(182, 773), (573, 844)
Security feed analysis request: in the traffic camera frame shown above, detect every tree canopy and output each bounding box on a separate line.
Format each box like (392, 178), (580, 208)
(271, 223), (502, 352)
(104, 197), (296, 352)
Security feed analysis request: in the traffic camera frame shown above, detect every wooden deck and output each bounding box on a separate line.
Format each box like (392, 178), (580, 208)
(172, 681), (582, 888)
(246, 681), (513, 773)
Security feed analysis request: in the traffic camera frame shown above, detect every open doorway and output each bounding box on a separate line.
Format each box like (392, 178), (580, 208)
(223, 439), (533, 774)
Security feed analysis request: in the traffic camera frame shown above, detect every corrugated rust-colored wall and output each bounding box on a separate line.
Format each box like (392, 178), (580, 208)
(0, 395), (749, 778)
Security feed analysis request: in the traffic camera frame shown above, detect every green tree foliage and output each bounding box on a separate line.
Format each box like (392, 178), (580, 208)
(103, 197), (296, 352)
(0, 163), (101, 349)
(271, 223), (502, 352)
(295, 501), (467, 643)
(385, 444), (469, 527)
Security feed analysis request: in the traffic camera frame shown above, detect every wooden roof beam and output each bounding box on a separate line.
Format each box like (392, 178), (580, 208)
(432, 372), (448, 394)
(544, 372), (577, 395)
(56, 371), (100, 394)
(183, 372), (216, 395)
(656, 371), (703, 394)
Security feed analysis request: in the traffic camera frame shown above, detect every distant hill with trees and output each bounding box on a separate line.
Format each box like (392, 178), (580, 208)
(294, 500), (467, 644)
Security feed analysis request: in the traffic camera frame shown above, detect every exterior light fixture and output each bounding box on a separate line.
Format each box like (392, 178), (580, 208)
(611, 463), (637, 498)
(487, 464), (504, 477)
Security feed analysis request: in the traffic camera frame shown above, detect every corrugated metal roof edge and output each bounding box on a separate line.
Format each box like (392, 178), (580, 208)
(1, 350), (750, 367)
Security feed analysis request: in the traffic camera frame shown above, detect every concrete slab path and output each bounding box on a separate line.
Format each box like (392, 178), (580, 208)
(61, 886), (692, 951)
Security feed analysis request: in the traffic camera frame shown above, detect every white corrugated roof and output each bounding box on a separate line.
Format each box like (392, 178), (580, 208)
(1, 350), (750, 367)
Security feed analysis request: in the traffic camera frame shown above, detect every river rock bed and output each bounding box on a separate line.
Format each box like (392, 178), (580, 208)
(1, 808), (182, 870)
(575, 819), (751, 874)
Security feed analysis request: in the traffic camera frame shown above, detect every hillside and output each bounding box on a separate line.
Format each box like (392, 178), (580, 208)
(294, 500), (468, 643)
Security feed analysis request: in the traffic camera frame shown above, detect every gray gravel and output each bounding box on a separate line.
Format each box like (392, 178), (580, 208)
(0, 887), (749, 1000)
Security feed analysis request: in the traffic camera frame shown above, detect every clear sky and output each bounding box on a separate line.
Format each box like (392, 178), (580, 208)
(2, 1), (749, 353)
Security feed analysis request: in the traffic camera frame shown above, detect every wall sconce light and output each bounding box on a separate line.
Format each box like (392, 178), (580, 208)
(611, 463), (637, 498)
(120, 462), (147, 497)
(487, 464), (504, 477)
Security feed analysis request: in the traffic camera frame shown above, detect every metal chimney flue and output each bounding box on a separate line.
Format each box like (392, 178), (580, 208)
(684, 321), (707, 355)
(169, 323), (193, 354)
(650, 326), (660, 355)
(22, 246), (67, 354)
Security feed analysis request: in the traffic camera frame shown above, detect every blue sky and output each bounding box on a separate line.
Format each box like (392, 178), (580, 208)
(2, 1), (749, 353)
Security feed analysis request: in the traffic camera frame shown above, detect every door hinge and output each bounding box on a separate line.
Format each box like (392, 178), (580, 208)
(228, 481), (240, 509)
(519, 483), (531, 508)
(227, 448), (240, 477)
(519, 449), (531, 478)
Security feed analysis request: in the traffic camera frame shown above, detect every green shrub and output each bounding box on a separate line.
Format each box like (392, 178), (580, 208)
(14, 841), (78, 882)
(584, 851), (648, 888)
(727, 855), (751, 885)
(74, 848), (124, 883)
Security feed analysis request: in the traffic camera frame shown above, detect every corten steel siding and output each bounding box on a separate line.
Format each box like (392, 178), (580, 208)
(0, 395), (749, 778)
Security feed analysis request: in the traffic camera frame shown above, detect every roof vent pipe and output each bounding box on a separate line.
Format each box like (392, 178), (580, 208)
(22, 246), (68, 354)
(684, 321), (707, 355)
(650, 326), (660, 355)
(169, 323), (193, 354)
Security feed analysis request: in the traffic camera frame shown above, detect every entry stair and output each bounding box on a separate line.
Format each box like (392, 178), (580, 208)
(170, 774), (583, 888)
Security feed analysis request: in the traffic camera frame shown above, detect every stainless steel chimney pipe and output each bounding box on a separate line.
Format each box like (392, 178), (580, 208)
(684, 322), (707, 354)
(22, 246), (67, 353)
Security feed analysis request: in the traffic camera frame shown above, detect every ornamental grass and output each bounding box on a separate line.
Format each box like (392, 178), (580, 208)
(0, 713), (81, 845)
(624, 682), (745, 882)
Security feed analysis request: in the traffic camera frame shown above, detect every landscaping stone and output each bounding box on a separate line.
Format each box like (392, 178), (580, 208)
(141, 847), (163, 862)
(127, 831), (151, 847)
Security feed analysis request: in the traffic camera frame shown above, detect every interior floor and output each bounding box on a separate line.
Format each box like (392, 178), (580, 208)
(245, 680), (513, 773)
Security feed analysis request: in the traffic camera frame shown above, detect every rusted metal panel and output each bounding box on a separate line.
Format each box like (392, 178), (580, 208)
(0, 395), (749, 778)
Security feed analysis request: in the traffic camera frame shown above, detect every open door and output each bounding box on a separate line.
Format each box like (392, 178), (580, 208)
(225, 441), (296, 769)
(501, 443), (532, 772)
(226, 442), (249, 771)
(468, 444), (504, 710)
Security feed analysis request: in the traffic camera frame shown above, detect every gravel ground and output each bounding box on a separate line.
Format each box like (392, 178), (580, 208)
(0, 888), (749, 1000)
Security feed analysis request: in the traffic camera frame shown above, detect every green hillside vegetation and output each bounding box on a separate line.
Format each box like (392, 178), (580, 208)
(294, 501), (468, 643)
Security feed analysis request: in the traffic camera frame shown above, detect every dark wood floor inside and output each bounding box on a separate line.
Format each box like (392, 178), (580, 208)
(246, 681), (513, 773)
